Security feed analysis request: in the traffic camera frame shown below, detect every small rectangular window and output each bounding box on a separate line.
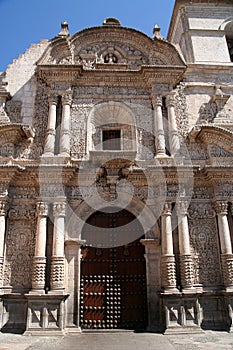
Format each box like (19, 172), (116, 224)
(103, 130), (121, 150)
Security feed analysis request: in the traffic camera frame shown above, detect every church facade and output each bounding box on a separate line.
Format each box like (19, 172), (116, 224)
(0, 0), (233, 334)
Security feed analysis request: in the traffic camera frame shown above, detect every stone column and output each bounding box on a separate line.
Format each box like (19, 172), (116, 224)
(60, 92), (72, 156)
(177, 201), (194, 292)
(166, 93), (180, 156)
(161, 203), (178, 292)
(0, 200), (7, 291)
(44, 94), (57, 155)
(151, 95), (166, 157)
(31, 202), (48, 293)
(50, 202), (66, 293)
(215, 201), (233, 289)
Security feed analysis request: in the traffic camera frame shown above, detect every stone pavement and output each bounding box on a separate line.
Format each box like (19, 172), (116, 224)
(1, 330), (233, 350)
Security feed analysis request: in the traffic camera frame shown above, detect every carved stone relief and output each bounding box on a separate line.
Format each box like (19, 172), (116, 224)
(174, 83), (189, 139)
(73, 41), (149, 70)
(199, 100), (218, 124)
(188, 203), (221, 286)
(0, 143), (14, 157)
(70, 103), (92, 159)
(5, 100), (22, 123)
(30, 79), (49, 159)
(209, 145), (233, 158)
(4, 220), (36, 288)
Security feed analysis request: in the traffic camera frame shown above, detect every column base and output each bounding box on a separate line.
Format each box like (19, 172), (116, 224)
(29, 289), (45, 295)
(162, 288), (180, 295)
(182, 287), (197, 294)
(48, 290), (66, 295)
(154, 153), (169, 158)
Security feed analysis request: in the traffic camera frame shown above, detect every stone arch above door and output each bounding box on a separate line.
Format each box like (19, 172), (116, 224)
(67, 193), (160, 243)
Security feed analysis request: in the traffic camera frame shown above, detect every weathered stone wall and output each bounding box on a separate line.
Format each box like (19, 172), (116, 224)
(5, 40), (49, 125)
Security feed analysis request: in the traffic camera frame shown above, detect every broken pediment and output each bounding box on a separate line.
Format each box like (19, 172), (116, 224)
(190, 125), (233, 159)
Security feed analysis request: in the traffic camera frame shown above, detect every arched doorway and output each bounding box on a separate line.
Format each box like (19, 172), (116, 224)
(80, 207), (147, 330)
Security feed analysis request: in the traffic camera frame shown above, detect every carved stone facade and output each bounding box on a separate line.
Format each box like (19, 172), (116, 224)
(0, 0), (233, 335)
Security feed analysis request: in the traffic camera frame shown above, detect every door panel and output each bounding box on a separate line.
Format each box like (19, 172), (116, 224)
(80, 209), (147, 330)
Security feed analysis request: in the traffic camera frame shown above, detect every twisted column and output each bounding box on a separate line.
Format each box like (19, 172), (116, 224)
(60, 92), (72, 155)
(166, 93), (180, 156)
(31, 202), (48, 293)
(151, 95), (166, 157)
(0, 200), (7, 291)
(177, 201), (194, 291)
(50, 202), (66, 293)
(161, 203), (178, 292)
(44, 94), (57, 155)
(215, 201), (233, 289)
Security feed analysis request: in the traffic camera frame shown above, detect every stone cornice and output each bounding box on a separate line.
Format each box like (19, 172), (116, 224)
(189, 125), (233, 150)
(200, 166), (233, 183)
(37, 64), (186, 87)
(0, 165), (25, 185)
(0, 124), (34, 146)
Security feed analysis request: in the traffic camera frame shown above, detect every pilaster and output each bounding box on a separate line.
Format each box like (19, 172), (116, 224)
(141, 238), (162, 332)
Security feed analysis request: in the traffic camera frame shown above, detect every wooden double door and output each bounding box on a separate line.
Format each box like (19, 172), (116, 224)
(80, 208), (147, 330)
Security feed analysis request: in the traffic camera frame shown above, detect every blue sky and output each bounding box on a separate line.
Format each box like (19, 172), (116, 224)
(0, 0), (175, 72)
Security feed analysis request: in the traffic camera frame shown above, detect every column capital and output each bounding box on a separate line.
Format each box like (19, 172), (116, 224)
(36, 202), (49, 217)
(62, 91), (72, 106)
(151, 94), (162, 107)
(215, 201), (228, 215)
(162, 203), (172, 216)
(48, 92), (58, 106)
(53, 202), (66, 217)
(165, 93), (176, 107)
(176, 200), (189, 216)
(0, 200), (8, 216)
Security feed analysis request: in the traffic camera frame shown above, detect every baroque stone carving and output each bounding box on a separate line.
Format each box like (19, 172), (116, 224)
(0, 143), (14, 157)
(5, 100), (22, 123)
(161, 255), (177, 290)
(4, 221), (36, 288)
(31, 256), (47, 290)
(199, 100), (218, 123)
(180, 254), (194, 289)
(189, 216), (221, 286)
(74, 41), (149, 70)
(30, 79), (49, 159)
(8, 204), (36, 220)
(50, 256), (65, 290)
(188, 203), (215, 219)
(174, 83), (189, 139)
(221, 254), (233, 287)
(53, 202), (66, 217)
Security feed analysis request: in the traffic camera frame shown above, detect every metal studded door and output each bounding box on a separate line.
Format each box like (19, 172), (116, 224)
(80, 209), (147, 330)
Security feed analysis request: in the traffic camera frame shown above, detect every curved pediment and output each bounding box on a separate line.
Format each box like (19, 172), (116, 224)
(192, 125), (233, 157)
(37, 19), (186, 70)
